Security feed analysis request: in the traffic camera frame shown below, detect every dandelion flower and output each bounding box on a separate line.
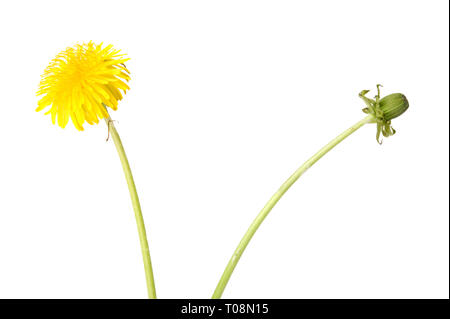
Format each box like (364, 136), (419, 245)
(37, 42), (156, 298)
(212, 85), (409, 298)
(36, 42), (131, 131)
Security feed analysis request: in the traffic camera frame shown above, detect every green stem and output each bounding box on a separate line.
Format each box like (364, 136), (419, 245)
(212, 114), (374, 299)
(106, 118), (157, 299)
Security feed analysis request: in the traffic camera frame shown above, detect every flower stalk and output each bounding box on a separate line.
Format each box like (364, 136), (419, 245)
(212, 114), (374, 298)
(106, 117), (157, 299)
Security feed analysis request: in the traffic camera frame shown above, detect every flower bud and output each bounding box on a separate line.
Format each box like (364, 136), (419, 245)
(379, 93), (409, 121)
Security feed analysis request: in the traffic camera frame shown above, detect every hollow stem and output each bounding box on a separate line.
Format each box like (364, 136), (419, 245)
(106, 117), (157, 299)
(212, 114), (374, 299)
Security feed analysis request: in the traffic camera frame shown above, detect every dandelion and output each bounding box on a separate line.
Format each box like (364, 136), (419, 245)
(36, 41), (130, 131)
(37, 42), (156, 298)
(212, 85), (409, 298)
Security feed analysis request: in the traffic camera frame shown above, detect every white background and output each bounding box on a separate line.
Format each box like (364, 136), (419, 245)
(0, 0), (448, 299)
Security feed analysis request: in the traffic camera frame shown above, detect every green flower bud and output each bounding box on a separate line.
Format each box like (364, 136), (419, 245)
(359, 85), (409, 144)
(379, 93), (409, 121)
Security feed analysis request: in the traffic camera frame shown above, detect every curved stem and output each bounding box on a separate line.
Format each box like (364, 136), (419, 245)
(106, 118), (157, 299)
(212, 114), (374, 299)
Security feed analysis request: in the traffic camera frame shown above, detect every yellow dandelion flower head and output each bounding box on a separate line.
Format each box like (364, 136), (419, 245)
(36, 41), (130, 131)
